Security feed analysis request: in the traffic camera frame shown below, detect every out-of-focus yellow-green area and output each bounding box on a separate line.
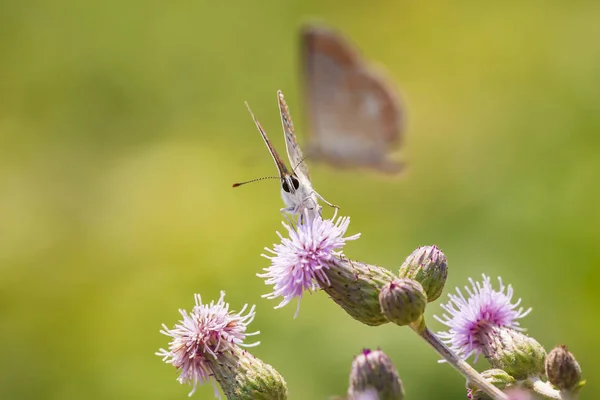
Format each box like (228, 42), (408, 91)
(1, 1), (599, 399)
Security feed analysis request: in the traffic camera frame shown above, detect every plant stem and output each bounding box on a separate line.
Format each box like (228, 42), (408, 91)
(410, 320), (508, 400)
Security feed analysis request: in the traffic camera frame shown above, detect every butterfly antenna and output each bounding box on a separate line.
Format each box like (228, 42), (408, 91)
(291, 155), (309, 174)
(232, 176), (280, 188)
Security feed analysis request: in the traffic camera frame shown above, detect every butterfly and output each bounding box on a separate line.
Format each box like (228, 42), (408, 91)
(234, 90), (337, 222)
(300, 23), (405, 174)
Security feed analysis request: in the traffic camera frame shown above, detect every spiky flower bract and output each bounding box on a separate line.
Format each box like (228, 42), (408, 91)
(258, 212), (360, 316)
(348, 349), (405, 400)
(324, 258), (396, 326)
(466, 369), (515, 400)
(545, 345), (582, 391)
(434, 274), (531, 361)
(156, 292), (259, 398)
(398, 245), (448, 302)
(482, 327), (546, 379)
(379, 278), (427, 327)
(209, 346), (288, 400)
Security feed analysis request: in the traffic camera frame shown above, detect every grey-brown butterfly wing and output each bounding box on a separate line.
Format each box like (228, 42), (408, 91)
(238, 100), (316, 220)
(277, 90), (311, 181)
(245, 101), (291, 179)
(301, 24), (404, 173)
(278, 90), (339, 216)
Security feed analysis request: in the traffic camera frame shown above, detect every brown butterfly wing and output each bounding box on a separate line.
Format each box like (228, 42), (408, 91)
(245, 101), (290, 179)
(278, 90), (310, 180)
(301, 24), (404, 173)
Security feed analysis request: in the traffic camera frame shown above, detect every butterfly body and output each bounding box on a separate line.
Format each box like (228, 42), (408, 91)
(279, 170), (319, 220)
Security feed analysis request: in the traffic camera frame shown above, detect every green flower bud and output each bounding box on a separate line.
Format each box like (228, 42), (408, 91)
(348, 349), (404, 400)
(545, 345), (582, 391)
(466, 369), (515, 400)
(398, 245), (448, 302)
(482, 328), (546, 380)
(208, 346), (287, 400)
(324, 257), (397, 326)
(379, 278), (427, 326)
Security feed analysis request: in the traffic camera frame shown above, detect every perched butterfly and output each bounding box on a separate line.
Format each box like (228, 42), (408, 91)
(301, 24), (405, 173)
(233, 90), (337, 222)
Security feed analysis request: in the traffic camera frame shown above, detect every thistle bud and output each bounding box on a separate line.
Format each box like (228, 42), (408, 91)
(379, 278), (427, 326)
(398, 246), (448, 302)
(482, 328), (546, 380)
(466, 369), (515, 400)
(545, 345), (582, 391)
(208, 346), (287, 400)
(348, 349), (404, 400)
(323, 258), (397, 326)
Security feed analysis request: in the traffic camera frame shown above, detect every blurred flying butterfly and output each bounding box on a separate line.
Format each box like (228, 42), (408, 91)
(233, 90), (337, 222)
(301, 24), (405, 173)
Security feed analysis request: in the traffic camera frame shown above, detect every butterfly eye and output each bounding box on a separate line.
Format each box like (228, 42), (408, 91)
(282, 176), (300, 193)
(291, 176), (300, 190)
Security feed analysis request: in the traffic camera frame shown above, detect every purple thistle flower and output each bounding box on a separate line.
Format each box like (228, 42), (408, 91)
(258, 211), (361, 316)
(434, 274), (532, 362)
(156, 292), (259, 398)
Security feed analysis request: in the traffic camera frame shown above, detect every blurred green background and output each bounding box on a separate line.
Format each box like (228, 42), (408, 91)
(1, 1), (599, 399)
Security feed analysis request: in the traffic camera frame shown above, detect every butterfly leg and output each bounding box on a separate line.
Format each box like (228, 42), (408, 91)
(295, 197), (324, 222)
(311, 190), (339, 210)
(279, 207), (297, 226)
(297, 200), (332, 221)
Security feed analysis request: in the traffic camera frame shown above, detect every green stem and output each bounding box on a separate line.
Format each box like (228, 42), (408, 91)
(410, 320), (508, 400)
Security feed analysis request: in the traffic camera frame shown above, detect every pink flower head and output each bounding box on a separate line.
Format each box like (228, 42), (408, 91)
(258, 211), (360, 316)
(434, 274), (531, 362)
(352, 388), (380, 400)
(504, 387), (534, 400)
(156, 292), (259, 397)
